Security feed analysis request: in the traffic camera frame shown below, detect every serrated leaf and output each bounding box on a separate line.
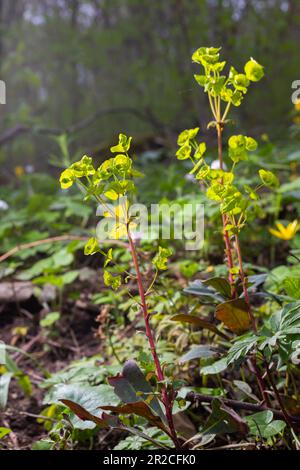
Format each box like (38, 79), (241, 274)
(226, 334), (258, 365)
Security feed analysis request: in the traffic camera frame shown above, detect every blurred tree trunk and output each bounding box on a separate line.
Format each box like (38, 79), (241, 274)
(70, 0), (80, 123)
(0, 0), (3, 64)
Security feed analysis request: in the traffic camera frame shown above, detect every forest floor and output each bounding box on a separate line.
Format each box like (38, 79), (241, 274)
(1, 287), (117, 450)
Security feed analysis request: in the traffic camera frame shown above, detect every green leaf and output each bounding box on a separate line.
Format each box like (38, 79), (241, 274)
(0, 427), (11, 439)
(283, 278), (300, 299)
(202, 399), (248, 435)
(40, 312), (60, 328)
(4, 354), (32, 396)
(32, 440), (53, 450)
(108, 360), (166, 425)
(0, 372), (13, 410)
(233, 73), (249, 93)
(194, 75), (208, 87)
(215, 299), (251, 333)
(184, 280), (224, 303)
(202, 277), (231, 299)
(104, 248), (113, 267)
(201, 358), (228, 376)
(226, 333), (258, 365)
(179, 346), (218, 363)
(244, 411), (286, 438)
(170, 314), (228, 339)
(54, 383), (119, 430)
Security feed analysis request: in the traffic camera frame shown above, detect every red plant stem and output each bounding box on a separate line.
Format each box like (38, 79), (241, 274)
(234, 234), (257, 333)
(248, 357), (271, 407)
(265, 363), (296, 432)
(217, 124), (236, 297)
(216, 123), (269, 405)
(127, 231), (180, 449)
(234, 231), (273, 405)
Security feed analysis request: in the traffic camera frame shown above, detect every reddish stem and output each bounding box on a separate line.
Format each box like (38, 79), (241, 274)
(248, 357), (271, 407)
(216, 123), (269, 405)
(265, 363), (296, 432)
(217, 124), (236, 297)
(234, 235), (257, 333)
(127, 231), (180, 449)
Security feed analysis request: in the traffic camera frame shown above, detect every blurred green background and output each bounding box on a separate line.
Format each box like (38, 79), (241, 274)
(0, 0), (299, 178)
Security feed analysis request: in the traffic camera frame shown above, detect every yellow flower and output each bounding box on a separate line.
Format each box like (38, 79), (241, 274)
(14, 166), (24, 177)
(293, 116), (300, 124)
(269, 220), (300, 241)
(103, 199), (136, 239)
(295, 101), (300, 112)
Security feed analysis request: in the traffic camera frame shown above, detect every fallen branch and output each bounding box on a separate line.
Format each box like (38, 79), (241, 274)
(0, 235), (128, 263)
(186, 392), (300, 424)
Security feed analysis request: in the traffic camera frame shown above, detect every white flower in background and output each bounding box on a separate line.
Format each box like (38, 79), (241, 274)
(25, 165), (34, 174)
(185, 173), (196, 182)
(210, 159), (227, 170)
(0, 200), (9, 210)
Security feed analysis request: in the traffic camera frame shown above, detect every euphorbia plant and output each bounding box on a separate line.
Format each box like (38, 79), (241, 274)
(175, 47), (298, 419)
(176, 47), (275, 330)
(59, 135), (181, 448)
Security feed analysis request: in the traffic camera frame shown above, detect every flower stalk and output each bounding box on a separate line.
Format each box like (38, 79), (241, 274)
(127, 230), (180, 449)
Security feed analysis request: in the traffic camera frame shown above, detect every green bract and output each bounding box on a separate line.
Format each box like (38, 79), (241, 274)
(84, 237), (100, 256)
(59, 169), (76, 189)
(177, 127), (199, 146)
(259, 169), (279, 189)
(176, 144), (191, 160)
(110, 133), (132, 153)
(228, 135), (258, 163)
(103, 270), (122, 290)
(192, 47), (221, 67)
(244, 58), (264, 82)
(192, 47), (263, 107)
(177, 49), (266, 237)
(152, 246), (173, 271)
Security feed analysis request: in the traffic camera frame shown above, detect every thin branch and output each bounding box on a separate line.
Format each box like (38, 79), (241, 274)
(0, 107), (165, 146)
(186, 392), (300, 424)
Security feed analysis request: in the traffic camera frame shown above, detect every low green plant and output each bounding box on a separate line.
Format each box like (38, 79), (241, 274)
(175, 46), (300, 440)
(59, 135), (182, 448)
(54, 48), (300, 450)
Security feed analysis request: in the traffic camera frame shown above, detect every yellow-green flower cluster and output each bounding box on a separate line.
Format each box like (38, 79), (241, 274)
(59, 155), (95, 189)
(59, 134), (142, 194)
(192, 46), (264, 107)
